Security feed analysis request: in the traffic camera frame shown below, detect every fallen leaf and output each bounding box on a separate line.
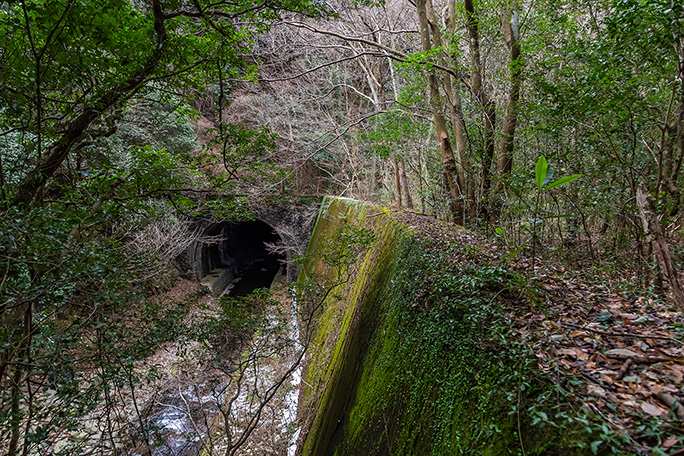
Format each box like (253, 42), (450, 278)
(663, 347), (684, 357)
(637, 385), (653, 396)
(641, 401), (666, 417)
(588, 384), (606, 397)
(558, 348), (577, 358)
(663, 435), (679, 449)
(645, 381), (662, 392)
(598, 369), (616, 375)
(575, 348), (589, 360)
(646, 371), (660, 381)
(599, 374), (614, 384)
(560, 358), (574, 368)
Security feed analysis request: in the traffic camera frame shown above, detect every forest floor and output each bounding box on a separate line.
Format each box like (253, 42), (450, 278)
(397, 210), (684, 455)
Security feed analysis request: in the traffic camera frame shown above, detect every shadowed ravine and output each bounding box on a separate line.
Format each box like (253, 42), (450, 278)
(127, 221), (289, 456)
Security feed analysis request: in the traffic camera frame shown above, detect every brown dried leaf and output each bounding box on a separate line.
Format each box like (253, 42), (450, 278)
(560, 358), (574, 368)
(588, 384), (606, 397)
(575, 348), (589, 360)
(623, 400), (638, 408)
(667, 367), (684, 384)
(641, 401), (666, 417)
(663, 435), (678, 449)
(558, 348), (577, 358)
(599, 374), (615, 384)
(646, 371), (660, 381)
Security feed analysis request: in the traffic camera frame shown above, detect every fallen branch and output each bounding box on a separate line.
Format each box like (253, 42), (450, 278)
(605, 353), (672, 364)
(654, 391), (684, 420)
(615, 358), (633, 381)
(565, 323), (684, 346)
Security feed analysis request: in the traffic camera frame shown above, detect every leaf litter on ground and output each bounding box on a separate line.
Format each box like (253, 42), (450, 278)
(515, 263), (684, 454)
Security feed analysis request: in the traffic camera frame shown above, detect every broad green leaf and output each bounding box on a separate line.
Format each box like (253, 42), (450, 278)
(542, 163), (554, 189)
(546, 174), (582, 190)
(535, 156), (548, 190)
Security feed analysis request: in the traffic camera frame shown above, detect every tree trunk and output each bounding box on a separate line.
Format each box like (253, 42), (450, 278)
(8, 366), (22, 456)
(401, 162), (414, 209)
(497, 1), (522, 186)
(446, 1), (476, 217)
(416, 0), (462, 221)
(393, 154), (402, 208)
(672, 35), (684, 213)
(6, 302), (33, 456)
(636, 184), (684, 309)
(464, 0), (496, 207)
(425, 0), (468, 203)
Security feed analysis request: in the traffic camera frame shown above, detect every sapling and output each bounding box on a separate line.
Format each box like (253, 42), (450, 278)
(531, 156), (581, 270)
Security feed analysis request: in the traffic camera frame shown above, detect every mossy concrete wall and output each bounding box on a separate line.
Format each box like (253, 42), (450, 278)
(297, 198), (594, 456)
(297, 197), (404, 456)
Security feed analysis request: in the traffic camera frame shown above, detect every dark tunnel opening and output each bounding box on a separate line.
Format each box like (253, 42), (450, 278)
(198, 220), (285, 297)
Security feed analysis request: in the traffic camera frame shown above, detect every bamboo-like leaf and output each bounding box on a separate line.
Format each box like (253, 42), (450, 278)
(535, 156), (548, 190)
(545, 174), (581, 190)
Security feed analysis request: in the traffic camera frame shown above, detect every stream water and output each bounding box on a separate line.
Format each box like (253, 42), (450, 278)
(285, 297), (302, 456)
(143, 384), (222, 456)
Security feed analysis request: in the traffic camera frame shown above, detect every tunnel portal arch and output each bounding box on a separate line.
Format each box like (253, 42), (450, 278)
(192, 219), (285, 297)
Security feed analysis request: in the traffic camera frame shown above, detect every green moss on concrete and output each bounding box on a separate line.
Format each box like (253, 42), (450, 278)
(298, 198), (602, 456)
(297, 197), (405, 456)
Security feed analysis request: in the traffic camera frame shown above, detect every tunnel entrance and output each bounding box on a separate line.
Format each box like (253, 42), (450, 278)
(195, 220), (285, 297)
